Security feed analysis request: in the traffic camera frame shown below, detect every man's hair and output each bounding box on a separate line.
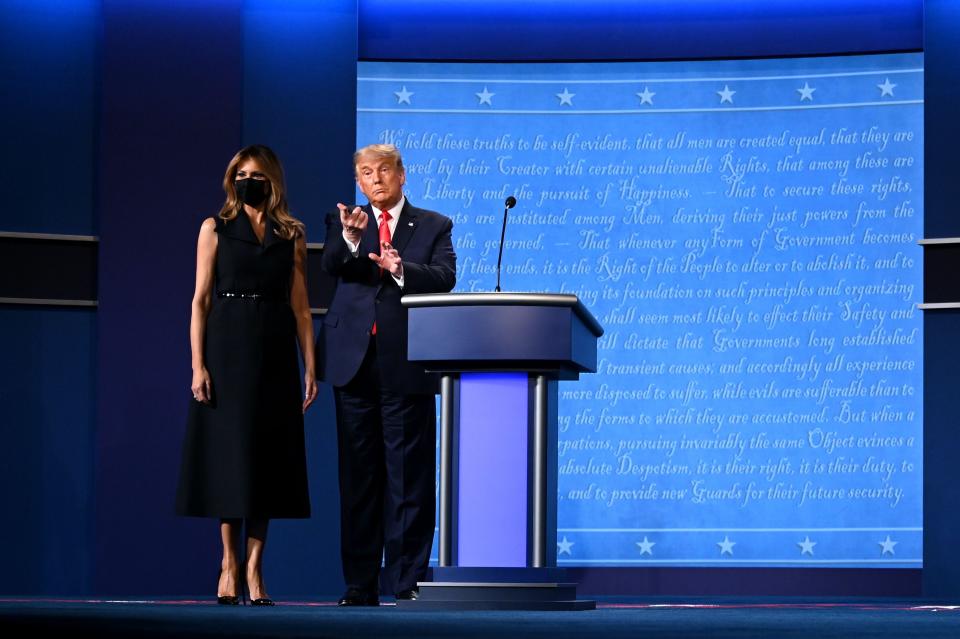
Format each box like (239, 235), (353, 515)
(353, 143), (404, 175)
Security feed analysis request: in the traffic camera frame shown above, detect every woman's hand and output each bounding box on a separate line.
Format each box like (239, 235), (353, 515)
(192, 367), (212, 403)
(302, 373), (317, 413)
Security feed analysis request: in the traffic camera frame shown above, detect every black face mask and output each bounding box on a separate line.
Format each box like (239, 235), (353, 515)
(235, 178), (269, 207)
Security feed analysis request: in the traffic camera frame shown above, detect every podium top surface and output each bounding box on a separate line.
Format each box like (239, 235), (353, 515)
(402, 292), (604, 337)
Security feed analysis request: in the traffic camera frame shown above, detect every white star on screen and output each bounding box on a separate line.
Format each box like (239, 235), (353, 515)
(797, 536), (817, 556)
(879, 535), (898, 556)
(394, 86), (414, 104)
(717, 535), (736, 556)
(636, 86), (656, 105)
(797, 82), (816, 101)
(635, 536), (656, 556)
(717, 85), (736, 104)
(877, 78), (897, 97)
(556, 87), (575, 106)
(557, 536), (575, 556)
(475, 86), (495, 106)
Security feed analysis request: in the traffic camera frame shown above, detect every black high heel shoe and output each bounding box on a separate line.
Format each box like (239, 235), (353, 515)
(217, 568), (241, 605)
(245, 576), (274, 606)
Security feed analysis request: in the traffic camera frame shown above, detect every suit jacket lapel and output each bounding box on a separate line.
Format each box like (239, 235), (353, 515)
(389, 200), (418, 254)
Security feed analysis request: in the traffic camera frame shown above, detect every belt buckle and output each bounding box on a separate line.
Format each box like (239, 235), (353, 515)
(220, 291), (262, 299)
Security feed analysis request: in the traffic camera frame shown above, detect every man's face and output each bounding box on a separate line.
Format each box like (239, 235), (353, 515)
(356, 154), (405, 211)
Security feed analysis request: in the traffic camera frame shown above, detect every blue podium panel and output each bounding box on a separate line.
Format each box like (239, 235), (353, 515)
(458, 373), (529, 567)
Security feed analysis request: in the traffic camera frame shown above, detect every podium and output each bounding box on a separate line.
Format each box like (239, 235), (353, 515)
(400, 293), (603, 610)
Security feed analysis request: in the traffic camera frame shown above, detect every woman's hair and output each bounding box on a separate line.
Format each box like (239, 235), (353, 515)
(219, 144), (303, 240)
(353, 143), (404, 175)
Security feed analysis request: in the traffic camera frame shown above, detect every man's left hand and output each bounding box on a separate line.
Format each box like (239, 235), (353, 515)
(369, 241), (403, 278)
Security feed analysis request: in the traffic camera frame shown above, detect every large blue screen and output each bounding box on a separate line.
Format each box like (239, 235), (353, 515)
(357, 53), (923, 568)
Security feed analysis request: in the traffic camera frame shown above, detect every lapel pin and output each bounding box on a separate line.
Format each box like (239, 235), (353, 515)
(408, 222), (414, 226)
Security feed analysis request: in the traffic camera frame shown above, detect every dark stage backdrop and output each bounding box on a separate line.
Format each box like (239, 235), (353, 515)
(0, 0), (357, 597)
(920, 0), (960, 599)
(93, 0), (356, 598)
(1, 0), (99, 596)
(6, 0), (960, 599)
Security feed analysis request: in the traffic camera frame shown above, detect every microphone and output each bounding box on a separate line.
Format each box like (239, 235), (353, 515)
(495, 196), (517, 292)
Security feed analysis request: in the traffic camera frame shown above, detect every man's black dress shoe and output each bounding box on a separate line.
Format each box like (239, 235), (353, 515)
(395, 588), (419, 601)
(337, 589), (379, 606)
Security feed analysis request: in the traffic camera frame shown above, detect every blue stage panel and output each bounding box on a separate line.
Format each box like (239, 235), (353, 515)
(359, 52), (923, 568)
(357, 0), (922, 61)
(0, 0), (98, 234)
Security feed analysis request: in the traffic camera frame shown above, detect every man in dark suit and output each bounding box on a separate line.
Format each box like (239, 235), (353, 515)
(318, 144), (456, 605)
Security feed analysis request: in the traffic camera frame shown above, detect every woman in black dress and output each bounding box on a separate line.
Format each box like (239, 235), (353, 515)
(176, 145), (316, 605)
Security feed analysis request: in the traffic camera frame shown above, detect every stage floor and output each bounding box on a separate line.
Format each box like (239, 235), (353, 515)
(1, 597), (959, 638)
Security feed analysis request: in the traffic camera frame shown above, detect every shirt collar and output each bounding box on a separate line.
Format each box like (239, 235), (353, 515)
(377, 195), (405, 222)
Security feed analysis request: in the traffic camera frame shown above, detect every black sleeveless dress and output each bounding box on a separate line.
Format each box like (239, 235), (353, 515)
(176, 213), (310, 518)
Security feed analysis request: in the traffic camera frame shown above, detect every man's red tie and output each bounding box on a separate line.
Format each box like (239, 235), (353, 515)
(378, 210), (393, 266)
(372, 209), (392, 336)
